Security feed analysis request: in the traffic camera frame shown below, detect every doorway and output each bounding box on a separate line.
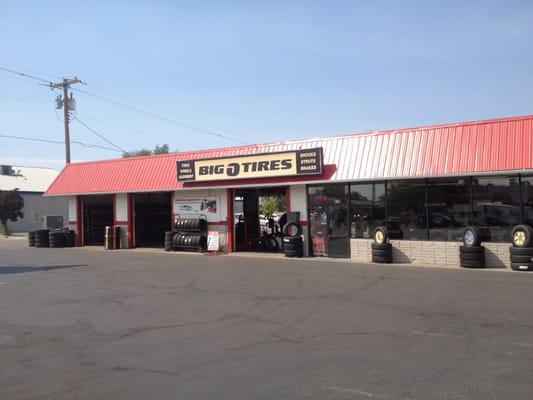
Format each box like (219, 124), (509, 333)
(233, 187), (288, 252)
(134, 192), (172, 247)
(308, 184), (351, 258)
(82, 195), (114, 245)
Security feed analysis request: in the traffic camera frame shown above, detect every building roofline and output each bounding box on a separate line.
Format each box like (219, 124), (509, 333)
(62, 113), (533, 167)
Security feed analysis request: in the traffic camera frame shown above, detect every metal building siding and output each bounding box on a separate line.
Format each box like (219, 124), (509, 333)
(45, 115), (533, 196)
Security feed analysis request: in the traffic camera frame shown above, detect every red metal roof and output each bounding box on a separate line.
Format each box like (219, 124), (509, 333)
(46, 114), (533, 196)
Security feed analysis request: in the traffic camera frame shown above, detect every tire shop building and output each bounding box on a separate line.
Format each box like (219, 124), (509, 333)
(45, 114), (533, 268)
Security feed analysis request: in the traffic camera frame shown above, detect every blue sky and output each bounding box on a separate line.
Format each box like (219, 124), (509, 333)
(1, 0), (532, 169)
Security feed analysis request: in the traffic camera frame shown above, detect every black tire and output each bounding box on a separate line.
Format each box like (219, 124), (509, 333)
(459, 253), (485, 262)
(283, 222), (302, 237)
(460, 260), (485, 268)
(372, 255), (392, 263)
(510, 255), (533, 263)
(28, 231), (35, 247)
(373, 226), (389, 244)
(459, 245), (484, 254)
(284, 248), (303, 257)
(509, 246), (533, 256)
(372, 249), (392, 257)
(283, 236), (302, 244)
(510, 262), (533, 271)
(371, 242), (392, 251)
(463, 227), (482, 247)
(511, 224), (533, 248)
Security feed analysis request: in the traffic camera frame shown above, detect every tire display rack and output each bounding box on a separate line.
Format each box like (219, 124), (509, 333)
(509, 224), (533, 271)
(166, 215), (208, 253)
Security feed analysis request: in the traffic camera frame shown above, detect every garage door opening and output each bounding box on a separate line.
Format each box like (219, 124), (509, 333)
(82, 195), (114, 245)
(134, 192), (172, 247)
(233, 187), (288, 252)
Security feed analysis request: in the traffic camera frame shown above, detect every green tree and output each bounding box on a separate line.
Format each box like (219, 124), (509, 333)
(0, 189), (24, 236)
(122, 143), (170, 158)
(260, 195), (286, 217)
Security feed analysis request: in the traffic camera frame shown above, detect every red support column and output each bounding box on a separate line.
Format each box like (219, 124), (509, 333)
(169, 191), (174, 230)
(76, 195), (83, 246)
(227, 188), (234, 253)
(127, 193), (134, 248)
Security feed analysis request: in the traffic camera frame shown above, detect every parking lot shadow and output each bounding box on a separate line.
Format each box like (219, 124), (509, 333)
(0, 265), (87, 274)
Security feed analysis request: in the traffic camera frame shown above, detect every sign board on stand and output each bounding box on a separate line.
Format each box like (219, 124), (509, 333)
(207, 231), (220, 252)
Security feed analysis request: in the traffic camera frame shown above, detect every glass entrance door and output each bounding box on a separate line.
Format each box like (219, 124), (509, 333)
(327, 205), (350, 258)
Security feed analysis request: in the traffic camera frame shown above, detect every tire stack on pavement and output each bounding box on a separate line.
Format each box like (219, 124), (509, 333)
(49, 230), (67, 248)
(371, 226), (393, 263)
(459, 227), (489, 268)
(64, 230), (76, 247)
(28, 231), (35, 247)
(34, 229), (50, 248)
(172, 217), (208, 252)
(509, 224), (533, 271)
(164, 231), (174, 251)
(283, 221), (303, 257)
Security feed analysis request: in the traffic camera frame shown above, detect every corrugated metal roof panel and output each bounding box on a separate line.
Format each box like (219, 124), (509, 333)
(46, 114), (533, 195)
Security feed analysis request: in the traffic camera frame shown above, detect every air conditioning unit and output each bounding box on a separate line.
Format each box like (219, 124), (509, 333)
(42, 215), (64, 229)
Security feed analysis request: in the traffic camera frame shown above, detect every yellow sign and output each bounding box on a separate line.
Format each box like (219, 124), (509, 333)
(177, 148), (323, 182)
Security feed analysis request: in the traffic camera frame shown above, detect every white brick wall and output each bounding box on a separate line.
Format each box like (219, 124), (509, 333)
(350, 239), (511, 268)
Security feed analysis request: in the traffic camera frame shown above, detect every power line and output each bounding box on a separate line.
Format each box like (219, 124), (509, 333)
(0, 134), (122, 153)
(2, 65), (248, 146)
(0, 66), (53, 84)
(73, 117), (126, 152)
(71, 87), (248, 144)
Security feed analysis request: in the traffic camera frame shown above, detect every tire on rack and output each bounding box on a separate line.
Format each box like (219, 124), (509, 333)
(463, 227), (482, 247)
(510, 262), (533, 271)
(372, 226), (389, 244)
(511, 224), (533, 248)
(372, 255), (392, 263)
(283, 222), (302, 237)
(371, 242), (392, 251)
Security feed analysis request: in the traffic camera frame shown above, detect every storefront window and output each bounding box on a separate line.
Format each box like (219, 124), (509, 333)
(308, 184), (349, 205)
(522, 176), (533, 226)
(427, 178), (471, 241)
(386, 180), (427, 240)
(350, 183), (385, 238)
(472, 176), (521, 242)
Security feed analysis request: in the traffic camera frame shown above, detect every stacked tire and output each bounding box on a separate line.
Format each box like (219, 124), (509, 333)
(174, 218), (207, 232)
(64, 230), (76, 247)
(164, 231), (174, 251)
(34, 229), (50, 248)
(173, 233), (206, 250)
(459, 227), (487, 268)
(509, 224), (533, 271)
(283, 222), (303, 257)
(371, 226), (393, 263)
(49, 230), (66, 248)
(28, 231), (35, 247)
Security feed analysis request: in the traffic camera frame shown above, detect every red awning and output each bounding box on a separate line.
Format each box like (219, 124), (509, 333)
(45, 114), (533, 196)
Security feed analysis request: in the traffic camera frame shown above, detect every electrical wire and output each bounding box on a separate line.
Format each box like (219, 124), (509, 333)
(73, 117), (126, 152)
(0, 66), (53, 85)
(2, 65), (248, 145)
(71, 87), (248, 144)
(0, 134), (122, 153)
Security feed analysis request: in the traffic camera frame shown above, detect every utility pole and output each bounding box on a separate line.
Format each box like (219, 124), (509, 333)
(49, 78), (85, 163)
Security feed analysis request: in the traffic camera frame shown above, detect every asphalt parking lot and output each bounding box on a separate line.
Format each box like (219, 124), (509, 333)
(1, 237), (532, 400)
